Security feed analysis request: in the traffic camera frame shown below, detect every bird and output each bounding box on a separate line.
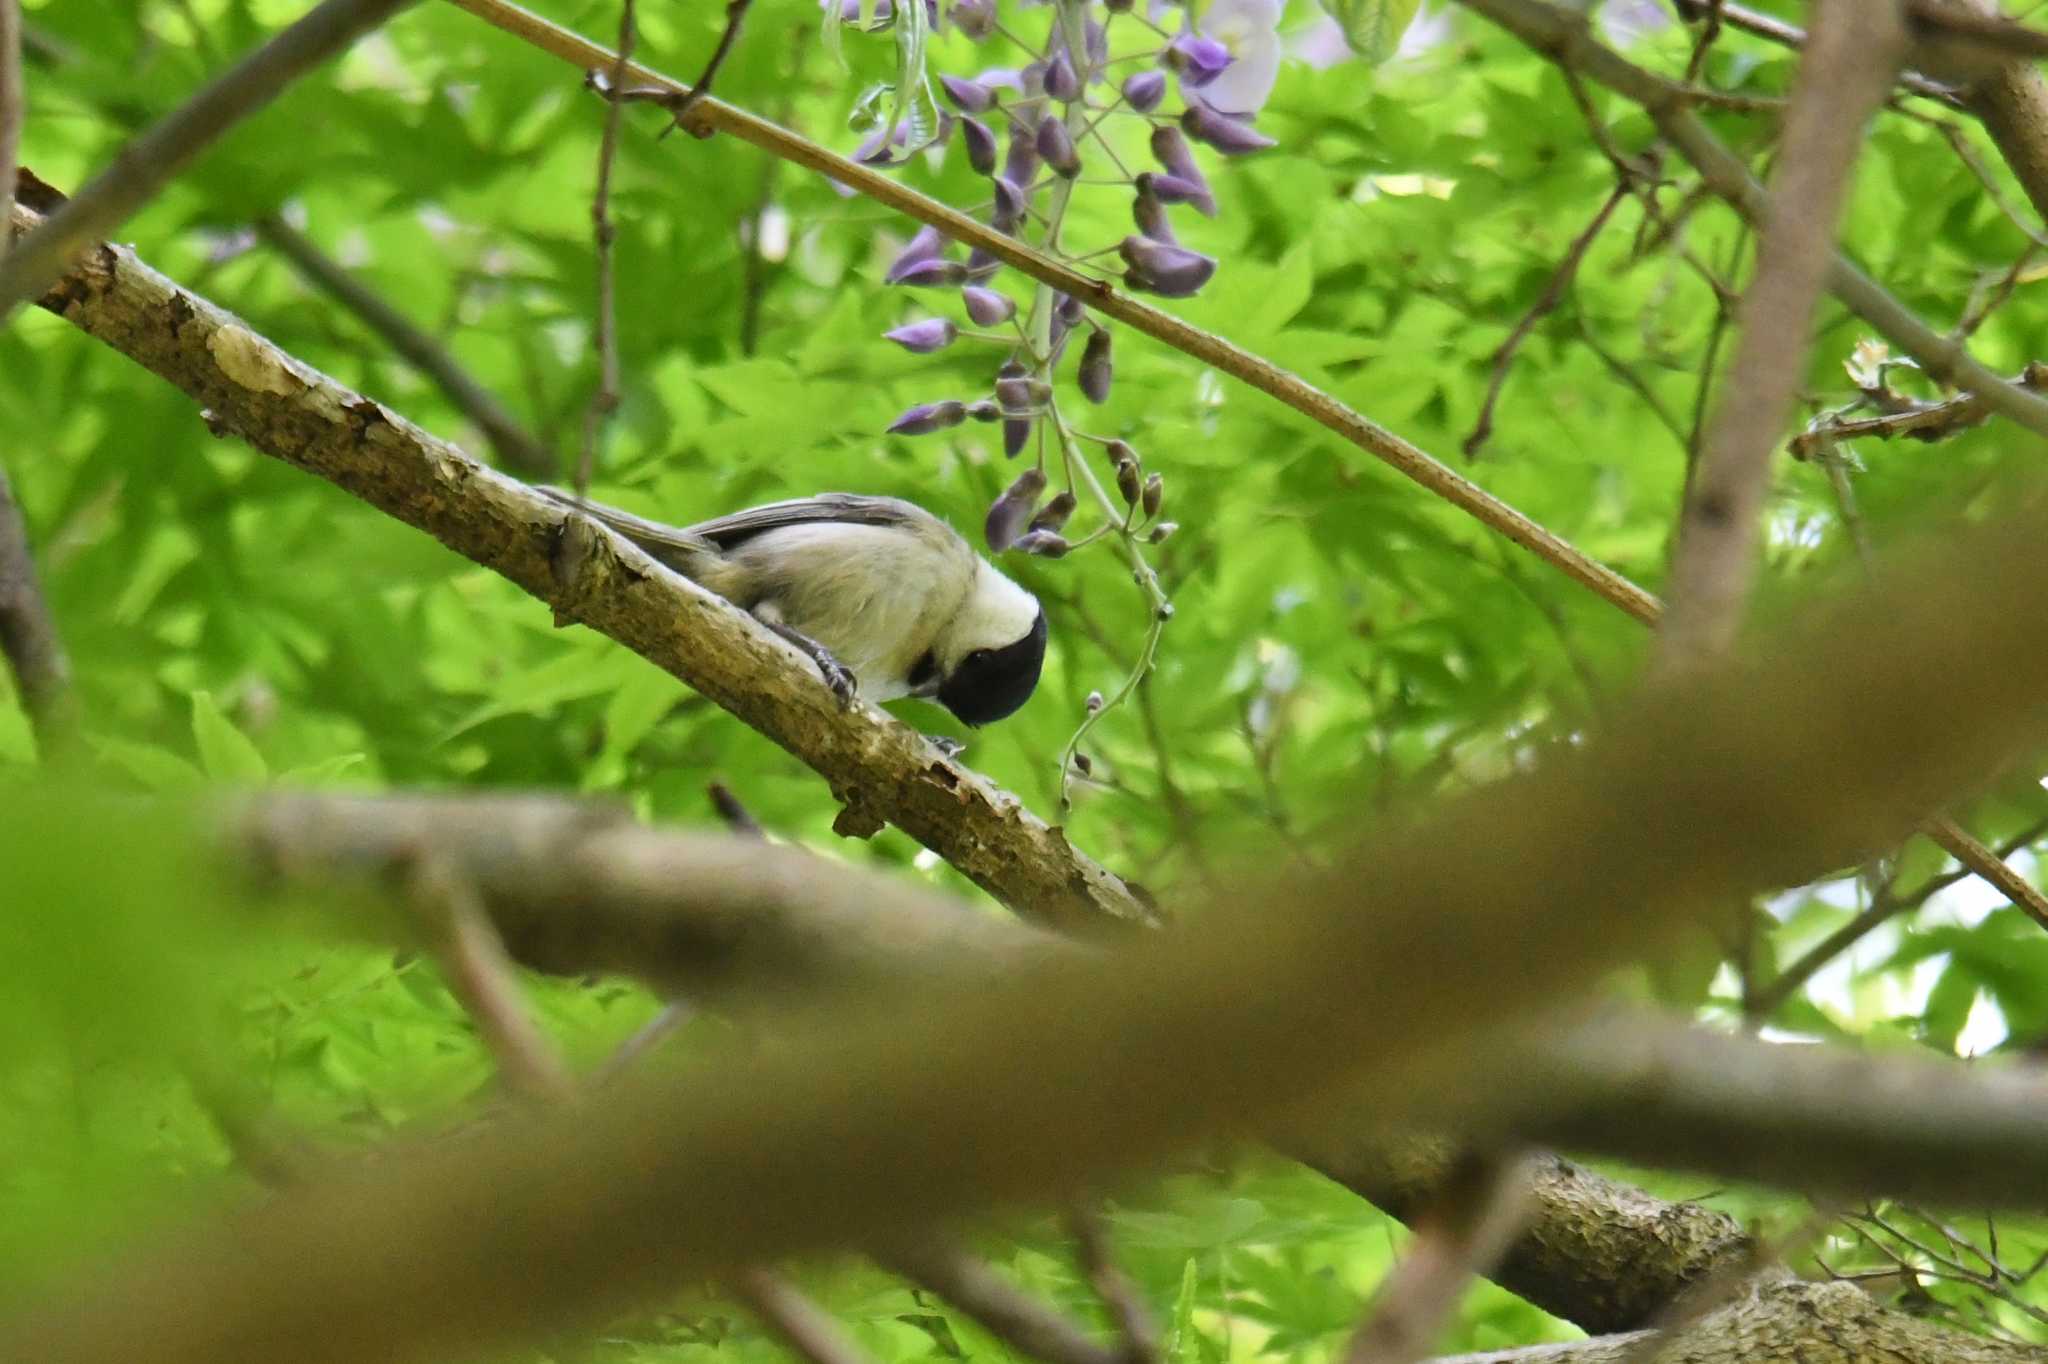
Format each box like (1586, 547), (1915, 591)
(539, 488), (1047, 726)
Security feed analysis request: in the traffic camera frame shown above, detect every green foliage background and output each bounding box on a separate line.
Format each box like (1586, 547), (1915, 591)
(8, 0), (2048, 1355)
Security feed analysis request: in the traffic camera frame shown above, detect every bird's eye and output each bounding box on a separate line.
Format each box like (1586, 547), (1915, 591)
(965, 648), (993, 667)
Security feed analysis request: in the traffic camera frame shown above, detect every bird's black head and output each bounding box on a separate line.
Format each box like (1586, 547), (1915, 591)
(937, 609), (1047, 727)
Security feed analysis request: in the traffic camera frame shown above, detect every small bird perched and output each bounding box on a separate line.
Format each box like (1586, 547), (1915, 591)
(541, 489), (1048, 726)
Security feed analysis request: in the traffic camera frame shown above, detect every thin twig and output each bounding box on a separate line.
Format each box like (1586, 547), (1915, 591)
(1464, 181), (1629, 459)
(1668, 0), (1965, 107)
(731, 1268), (884, 1364)
(577, 0), (635, 500)
(1067, 1210), (1159, 1364)
(0, 0), (21, 263)
(1343, 1150), (1535, 1364)
(1787, 361), (2048, 458)
(253, 214), (555, 475)
(0, 465), (76, 747)
(0, 0), (416, 320)
(880, 1239), (1126, 1364)
(404, 851), (577, 1103)
(1653, 0), (1911, 670)
(666, 0), (750, 126)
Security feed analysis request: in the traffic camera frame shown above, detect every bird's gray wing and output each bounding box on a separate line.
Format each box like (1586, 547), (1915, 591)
(679, 494), (933, 549)
(533, 485), (718, 566)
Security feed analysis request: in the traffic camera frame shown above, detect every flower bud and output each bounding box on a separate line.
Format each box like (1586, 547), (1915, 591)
(995, 374), (1036, 414)
(1132, 185), (1177, 244)
(1004, 127), (1040, 187)
(1182, 100), (1277, 155)
(1147, 520), (1179, 543)
(940, 74), (994, 112)
(1116, 458), (1142, 506)
(951, 0), (994, 38)
(1149, 127), (1216, 215)
(1139, 171), (1210, 207)
(991, 176), (1027, 234)
(1156, 601), (1175, 620)
(887, 400), (968, 435)
(965, 247), (1002, 280)
(963, 286), (1017, 326)
(1142, 472), (1163, 518)
(884, 318), (958, 352)
(1079, 327), (1113, 403)
(1085, 689), (1105, 712)
(1004, 415), (1034, 458)
(1166, 33), (1232, 87)
(1072, 751), (1093, 775)
(1057, 292), (1086, 327)
(1086, 19), (1108, 69)
(1106, 438), (1138, 467)
(1031, 490), (1077, 533)
(1013, 529), (1070, 557)
(985, 467), (1047, 551)
(1037, 118), (1081, 178)
(1104, 0), (1131, 12)
(1045, 48), (1082, 102)
(961, 115), (998, 175)
(885, 225), (946, 282)
(893, 257), (969, 287)
(1119, 235), (1217, 298)
(966, 398), (1002, 422)
(1123, 69), (1166, 113)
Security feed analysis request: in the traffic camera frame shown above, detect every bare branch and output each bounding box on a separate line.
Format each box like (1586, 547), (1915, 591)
(0, 0), (21, 264)
(577, 0), (635, 501)
(1464, 182), (1630, 460)
(0, 0), (416, 320)
(1068, 1211), (1158, 1364)
(1343, 1150), (1534, 1364)
(666, 0), (751, 125)
(0, 465), (75, 746)
(731, 1268), (884, 1364)
(1670, 0), (1966, 107)
(1432, 1277), (2048, 1363)
(1655, 0), (1910, 669)
(253, 214), (554, 475)
(402, 851), (577, 1103)
(880, 1238), (1127, 1364)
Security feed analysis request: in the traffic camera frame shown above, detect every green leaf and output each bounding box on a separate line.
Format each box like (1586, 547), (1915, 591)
(1318, 0), (1423, 64)
(190, 692), (268, 783)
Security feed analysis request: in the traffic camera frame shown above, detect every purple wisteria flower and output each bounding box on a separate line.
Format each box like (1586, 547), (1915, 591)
(1192, 0), (1282, 114)
(885, 318), (959, 352)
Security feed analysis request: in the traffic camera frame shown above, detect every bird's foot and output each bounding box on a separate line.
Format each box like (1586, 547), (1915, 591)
(761, 619), (858, 707)
(927, 735), (967, 759)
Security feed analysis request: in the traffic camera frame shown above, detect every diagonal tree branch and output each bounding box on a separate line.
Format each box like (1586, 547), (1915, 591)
(252, 214), (555, 475)
(0, 0), (417, 320)
(1655, 0), (1910, 670)
(11, 201), (1148, 931)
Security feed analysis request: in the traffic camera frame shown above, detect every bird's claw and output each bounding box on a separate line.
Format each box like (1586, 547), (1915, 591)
(818, 656), (858, 706)
(927, 735), (966, 759)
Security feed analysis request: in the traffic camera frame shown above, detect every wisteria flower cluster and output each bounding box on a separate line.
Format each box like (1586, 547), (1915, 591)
(852, 0), (1277, 789)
